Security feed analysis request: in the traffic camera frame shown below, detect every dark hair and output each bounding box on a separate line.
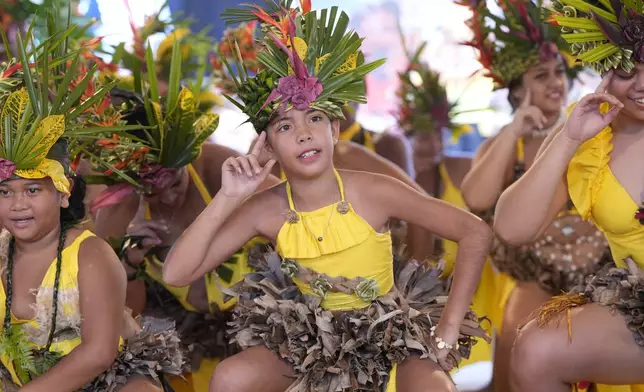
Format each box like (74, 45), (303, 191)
(507, 77), (523, 112)
(60, 176), (86, 227)
(109, 88), (151, 139)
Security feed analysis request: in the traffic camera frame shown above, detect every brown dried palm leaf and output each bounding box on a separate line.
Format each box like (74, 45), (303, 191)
(535, 257), (644, 346)
(228, 250), (490, 391)
(144, 282), (238, 371)
(83, 317), (184, 391)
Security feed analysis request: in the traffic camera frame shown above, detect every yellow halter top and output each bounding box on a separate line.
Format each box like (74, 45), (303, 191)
(277, 169), (398, 391)
(277, 169), (393, 310)
(0, 231), (118, 386)
(143, 163), (256, 313)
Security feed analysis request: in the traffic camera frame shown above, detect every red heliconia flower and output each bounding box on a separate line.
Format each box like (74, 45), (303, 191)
(300, 0), (312, 14)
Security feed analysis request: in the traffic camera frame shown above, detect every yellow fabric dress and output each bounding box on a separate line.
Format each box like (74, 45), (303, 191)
(277, 169), (399, 391)
(567, 124), (644, 392)
(438, 164), (514, 365)
(0, 231), (119, 386)
(143, 163), (256, 392)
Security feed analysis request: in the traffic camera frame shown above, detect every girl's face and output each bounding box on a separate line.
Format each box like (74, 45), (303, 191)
(413, 131), (444, 167)
(144, 168), (189, 209)
(266, 109), (340, 179)
(608, 63), (644, 122)
(511, 58), (568, 115)
(0, 178), (68, 242)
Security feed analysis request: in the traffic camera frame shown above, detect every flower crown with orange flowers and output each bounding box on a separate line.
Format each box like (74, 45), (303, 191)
(85, 39), (218, 212)
(459, 0), (580, 89)
(220, 0), (385, 133)
(210, 21), (264, 95)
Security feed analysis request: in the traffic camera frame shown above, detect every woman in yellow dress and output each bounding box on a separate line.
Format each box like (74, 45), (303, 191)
(458, 2), (609, 391)
(164, 2), (493, 391)
(396, 40), (512, 377)
(494, 1), (644, 391)
(0, 19), (181, 392)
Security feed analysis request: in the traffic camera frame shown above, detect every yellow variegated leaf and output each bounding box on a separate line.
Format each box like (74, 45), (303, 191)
(178, 87), (195, 112)
(152, 102), (163, 125)
(315, 53), (330, 73)
(287, 37), (308, 75)
(14, 158), (70, 194)
(194, 112), (219, 136)
(0, 89), (30, 148)
(315, 52), (357, 75)
(32, 115), (65, 164)
(335, 53), (357, 74)
(156, 28), (191, 61)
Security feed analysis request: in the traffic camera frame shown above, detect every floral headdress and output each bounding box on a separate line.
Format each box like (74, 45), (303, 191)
(220, 0), (385, 133)
(210, 21), (264, 95)
(87, 39), (219, 212)
(460, 0), (579, 89)
(396, 41), (473, 141)
(0, 9), (131, 196)
(546, 1), (644, 73)
(106, 1), (216, 110)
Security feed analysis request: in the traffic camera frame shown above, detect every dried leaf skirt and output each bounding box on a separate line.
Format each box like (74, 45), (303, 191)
(144, 281), (237, 373)
(228, 250), (490, 391)
(538, 257), (644, 347)
(0, 316), (184, 392)
(490, 213), (611, 295)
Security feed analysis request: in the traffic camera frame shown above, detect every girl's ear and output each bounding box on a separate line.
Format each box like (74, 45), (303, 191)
(263, 133), (278, 163)
(331, 119), (340, 144)
(60, 178), (72, 208)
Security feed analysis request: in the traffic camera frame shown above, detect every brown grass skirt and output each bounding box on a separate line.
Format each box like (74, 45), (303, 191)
(227, 250), (490, 391)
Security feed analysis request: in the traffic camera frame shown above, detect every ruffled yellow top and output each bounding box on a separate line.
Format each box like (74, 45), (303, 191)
(276, 169), (393, 311)
(144, 163), (256, 313)
(0, 231), (123, 386)
(567, 124), (644, 268)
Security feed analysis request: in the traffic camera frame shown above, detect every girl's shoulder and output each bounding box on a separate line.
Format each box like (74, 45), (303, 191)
(338, 169), (404, 201)
(245, 181), (290, 216)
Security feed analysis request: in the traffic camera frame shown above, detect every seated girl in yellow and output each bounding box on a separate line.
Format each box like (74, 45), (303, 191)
(87, 42), (278, 391)
(494, 2), (644, 391)
(164, 3), (493, 391)
(0, 21), (181, 392)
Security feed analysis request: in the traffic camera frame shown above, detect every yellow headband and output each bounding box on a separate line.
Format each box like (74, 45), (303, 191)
(13, 159), (70, 195)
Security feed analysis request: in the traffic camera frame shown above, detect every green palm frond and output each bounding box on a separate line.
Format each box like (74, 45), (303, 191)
(223, 3), (384, 132)
(221, 0), (295, 25)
